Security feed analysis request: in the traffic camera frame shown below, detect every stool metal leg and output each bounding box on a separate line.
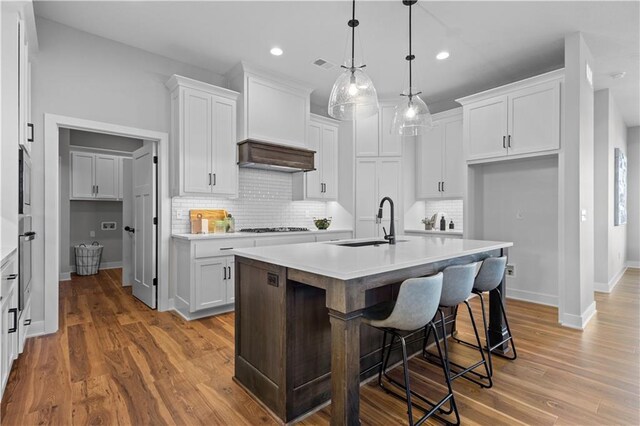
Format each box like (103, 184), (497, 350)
(490, 289), (517, 361)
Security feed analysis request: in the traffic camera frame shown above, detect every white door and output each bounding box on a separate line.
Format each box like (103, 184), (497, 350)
(132, 143), (157, 308)
(507, 81), (560, 156)
(442, 119), (464, 198)
(321, 125), (338, 200)
(417, 125), (444, 199)
(466, 95), (508, 160)
(305, 122), (323, 199)
(94, 155), (119, 199)
(70, 152), (95, 198)
(183, 88), (212, 194)
(121, 158), (134, 287)
(355, 158), (379, 238)
(211, 96), (237, 195)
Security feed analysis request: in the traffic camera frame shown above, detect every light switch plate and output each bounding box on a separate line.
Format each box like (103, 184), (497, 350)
(506, 264), (516, 278)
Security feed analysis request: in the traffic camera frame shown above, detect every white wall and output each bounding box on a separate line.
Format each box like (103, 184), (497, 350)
(593, 89), (628, 291)
(628, 126), (640, 267)
(30, 17), (225, 324)
(472, 156), (559, 306)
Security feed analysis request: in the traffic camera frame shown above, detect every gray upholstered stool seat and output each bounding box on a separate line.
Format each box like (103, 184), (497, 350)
(454, 256), (517, 376)
(423, 262), (493, 389)
(361, 273), (460, 426)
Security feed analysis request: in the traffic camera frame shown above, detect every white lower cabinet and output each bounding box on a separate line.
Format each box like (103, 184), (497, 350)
(1, 254), (19, 397)
(172, 230), (353, 320)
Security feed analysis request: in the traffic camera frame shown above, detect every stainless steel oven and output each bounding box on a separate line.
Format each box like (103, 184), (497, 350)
(19, 148), (31, 215)
(18, 216), (35, 311)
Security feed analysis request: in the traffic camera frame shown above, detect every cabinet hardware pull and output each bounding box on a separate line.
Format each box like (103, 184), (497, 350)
(6, 274), (18, 280)
(442, 181), (445, 192)
(209, 173), (212, 186)
(228, 266), (231, 279)
(24, 319), (31, 326)
(96, 185), (99, 194)
(8, 308), (18, 333)
(223, 267), (227, 280)
(213, 173), (216, 186)
(220, 247), (233, 251)
(503, 136), (506, 149)
(27, 123), (34, 142)
(508, 134), (512, 148)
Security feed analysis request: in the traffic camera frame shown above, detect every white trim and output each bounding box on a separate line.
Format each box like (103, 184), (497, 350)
(594, 266), (627, 293)
(59, 272), (71, 281)
(506, 289), (558, 307)
(69, 144), (135, 157)
(25, 320), (45, 338)
(560, 301), (597, 330)
(172, 305), (234, 322)
(68, 261), (123, 273)
(626, 261), (640, 269)
(44, 114), (171, 336)
(165, 74), (239, 100)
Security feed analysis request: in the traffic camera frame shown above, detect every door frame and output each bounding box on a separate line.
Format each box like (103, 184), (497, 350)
(44, 114), (170, 335)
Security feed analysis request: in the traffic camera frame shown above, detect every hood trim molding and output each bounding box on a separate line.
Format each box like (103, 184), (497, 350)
(237, 140), (315, 173)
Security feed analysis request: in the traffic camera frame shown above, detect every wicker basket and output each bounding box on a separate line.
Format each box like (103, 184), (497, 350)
(74, 242), (103, 276)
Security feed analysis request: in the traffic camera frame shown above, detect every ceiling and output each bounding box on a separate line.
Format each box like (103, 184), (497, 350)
(34, 1), (640, 126)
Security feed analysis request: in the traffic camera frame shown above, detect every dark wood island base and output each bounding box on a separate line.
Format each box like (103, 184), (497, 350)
(234, 247), (509, 425)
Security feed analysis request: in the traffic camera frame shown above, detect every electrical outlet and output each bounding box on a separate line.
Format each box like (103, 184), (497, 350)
(101, 222), (117, 231)
(177, 210), (184, 220)
(506, 264), (516, 278)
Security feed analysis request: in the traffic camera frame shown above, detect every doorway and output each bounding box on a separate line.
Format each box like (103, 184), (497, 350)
(43, 114), (169, 335)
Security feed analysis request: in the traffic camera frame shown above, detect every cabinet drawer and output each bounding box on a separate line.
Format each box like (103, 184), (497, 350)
(194, 238), (255, 258)
(315, 232), (353, 242)
(1, 255), (18, 299)
(254, 235), (316, 247)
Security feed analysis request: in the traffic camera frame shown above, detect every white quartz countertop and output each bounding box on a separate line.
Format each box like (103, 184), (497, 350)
(172, 228), (353, 241)
(405, 229), (464, 236)
(232, 236), (512, 281)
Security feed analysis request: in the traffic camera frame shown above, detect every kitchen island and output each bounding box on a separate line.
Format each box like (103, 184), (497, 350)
(233, 236), (513, 425)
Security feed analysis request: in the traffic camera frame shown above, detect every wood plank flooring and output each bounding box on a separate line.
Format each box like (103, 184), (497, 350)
(2, 268), (638, 425)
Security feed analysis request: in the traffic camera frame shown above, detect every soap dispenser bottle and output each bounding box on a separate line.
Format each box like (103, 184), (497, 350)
(449, 220), (454, 230)
(440, 216), (446, 231)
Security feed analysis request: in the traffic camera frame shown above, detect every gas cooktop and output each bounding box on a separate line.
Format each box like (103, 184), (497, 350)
(239, 227), (310, 233)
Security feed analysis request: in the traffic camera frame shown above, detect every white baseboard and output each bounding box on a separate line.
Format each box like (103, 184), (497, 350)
(506, 288), (558, 307)
(626, 260), (640, 269)
(69, 261), (123, 274)
(26, 320), (46, 338)
(59, 272), (71, 281)
(594, 266), (627, 293)
(561, 301), (597, 330)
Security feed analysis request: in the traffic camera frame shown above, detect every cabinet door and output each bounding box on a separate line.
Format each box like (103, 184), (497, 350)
(118, 157), (124, 200)
(194, 258), (227, 311)
(211, 96), (237, 195)
(355, 158), (379, 238)
(416, 125), (444, 199)
(18, 19), (30, 155)
(183, 88), (213, 194)
(380, 104), (402, 156)
(94, 155), (119, 199)
(378, 159), (402, 235)
(466, 95), (508, 160)
(355, 111), (380, 156)
(71, 152), (95, 198)
(507, 81), (560, 156)
(226, 259), (235, 304)
(442, 119), (464, 198)
(321, 124), (339, 200)
(1, 285), (18, 392)
(305, 122), (323, 199)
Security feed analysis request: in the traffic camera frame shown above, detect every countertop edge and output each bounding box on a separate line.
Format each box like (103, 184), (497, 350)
(404, 229), (464, 236)
(172, 229), (354, 241)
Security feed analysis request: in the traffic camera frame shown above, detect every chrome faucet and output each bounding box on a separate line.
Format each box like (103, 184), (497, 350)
(377, 197), (396, 245)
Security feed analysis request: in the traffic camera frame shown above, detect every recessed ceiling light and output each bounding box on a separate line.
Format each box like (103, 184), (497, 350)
(436, 51), (450, 60)
(270, 47), (283, 56)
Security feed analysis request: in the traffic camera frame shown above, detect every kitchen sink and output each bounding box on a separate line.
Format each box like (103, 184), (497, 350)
(334, 240), (407, 247)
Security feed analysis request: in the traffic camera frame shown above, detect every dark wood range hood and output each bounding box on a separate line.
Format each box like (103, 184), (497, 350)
(237, 140), (315, 173)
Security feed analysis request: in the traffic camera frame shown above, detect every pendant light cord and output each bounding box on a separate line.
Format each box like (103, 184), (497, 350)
(408, 2), (412, 94)
(351, 0), (356, 69)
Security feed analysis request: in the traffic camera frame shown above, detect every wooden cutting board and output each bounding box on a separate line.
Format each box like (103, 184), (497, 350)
(189, 209), (228, 233)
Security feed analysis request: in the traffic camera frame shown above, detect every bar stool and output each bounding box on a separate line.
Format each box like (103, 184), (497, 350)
(454, 256), (517, 376)
(362, 273), (460, 426)
(423, 262), (493, 389)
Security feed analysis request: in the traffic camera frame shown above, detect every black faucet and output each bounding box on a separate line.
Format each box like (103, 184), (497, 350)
(377, 197), (396, 245)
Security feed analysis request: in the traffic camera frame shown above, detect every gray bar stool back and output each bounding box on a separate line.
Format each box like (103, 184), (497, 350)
(454, 256), (517, 376)
(362, 273), (459, 426)
(423, 262), (493, 389)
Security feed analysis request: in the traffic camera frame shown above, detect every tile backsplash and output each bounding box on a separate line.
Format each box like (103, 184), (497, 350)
(172, 168), (327, 233)
(424, 199), (463, 230)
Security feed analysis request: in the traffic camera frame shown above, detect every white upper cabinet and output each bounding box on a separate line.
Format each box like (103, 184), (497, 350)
(416, 110), (464, 200)
(292, 114), (339, 201)
(355, 102), (403, 157)
(458, 71), (562, 162)
(70, 151), (123, 200)
(18, 18), (33, 156)
(167, 75), (239, 197)
(227, 63), (312, 149)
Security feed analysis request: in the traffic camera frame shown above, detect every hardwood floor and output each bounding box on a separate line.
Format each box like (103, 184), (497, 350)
(2, 268), (638, 425)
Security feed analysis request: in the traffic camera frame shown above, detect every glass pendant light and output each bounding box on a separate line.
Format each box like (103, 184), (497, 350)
(328, 0), (379, 121)
(391, 0), (432, 136)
